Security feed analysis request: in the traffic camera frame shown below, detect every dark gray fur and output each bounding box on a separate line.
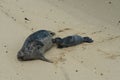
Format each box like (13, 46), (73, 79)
(17, 30), (55, 63)
(53, 35), (93, 48)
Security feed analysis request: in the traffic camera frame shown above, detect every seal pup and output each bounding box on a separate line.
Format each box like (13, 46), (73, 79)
(17, 30), (55, 63)
(53, 35), (93, 48)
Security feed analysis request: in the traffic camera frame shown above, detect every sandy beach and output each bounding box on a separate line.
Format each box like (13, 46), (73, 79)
(0, 0), (120, 80)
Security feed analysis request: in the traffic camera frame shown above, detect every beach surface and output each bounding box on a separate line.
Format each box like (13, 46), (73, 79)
(0, 0), (120, 80)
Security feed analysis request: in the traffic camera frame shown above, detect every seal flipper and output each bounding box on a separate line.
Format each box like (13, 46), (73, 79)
(83, 37), (93, 43)
(34, 40), (44, 47)
(39, 54), (53, 63)
(30, 40), (44, 48)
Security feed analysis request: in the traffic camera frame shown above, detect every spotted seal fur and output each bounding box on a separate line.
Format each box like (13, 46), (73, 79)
(17, 30), (55, 63)
(53, 35), (93, 48)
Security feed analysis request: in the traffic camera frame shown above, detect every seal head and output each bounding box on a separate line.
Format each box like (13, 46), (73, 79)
(17, 40), (44, 61)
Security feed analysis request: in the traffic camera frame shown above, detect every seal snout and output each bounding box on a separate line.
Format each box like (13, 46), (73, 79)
(17, 51), (24, 61)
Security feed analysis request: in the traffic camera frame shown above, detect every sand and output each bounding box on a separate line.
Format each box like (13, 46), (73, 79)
(0, 0), (120, 80)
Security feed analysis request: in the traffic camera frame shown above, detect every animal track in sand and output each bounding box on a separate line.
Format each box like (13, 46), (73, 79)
(58, 28), (71, 33)
(107, 54), (120, 59)
(97, 49), (120, 60)
(3, 44), (9, 54)
(91, 30), (102, 35)
(76, 32), (86, 35)
(98, 35), (120, 43)
(91, 26), (108, 35)
(53, 52), (66, 64)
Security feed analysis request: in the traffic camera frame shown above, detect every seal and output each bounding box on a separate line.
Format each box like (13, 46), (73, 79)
(17, 30), (55, 63)
(53, 35), (93, 48)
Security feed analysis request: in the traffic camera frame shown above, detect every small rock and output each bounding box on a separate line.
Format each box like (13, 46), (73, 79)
(31, 28), (34, 30)
(5, 51), (8, 53)
(22, 11), (24, 13)
(118, 20), (120, 23)
(24, 17), (30, 21)
(100, 73), (103, 76)
(108, 1), (112, 4)
(4, 45), (7, 48)
(76, 70), (78, 72)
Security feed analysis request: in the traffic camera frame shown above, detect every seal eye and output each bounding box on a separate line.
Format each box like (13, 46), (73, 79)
(37, 45), (42, 49)
(50, 32), (55, 36)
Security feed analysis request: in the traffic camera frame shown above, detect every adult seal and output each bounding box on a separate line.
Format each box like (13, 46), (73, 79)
(53, 35), (93, 48)
(17, 30), (55, 63)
